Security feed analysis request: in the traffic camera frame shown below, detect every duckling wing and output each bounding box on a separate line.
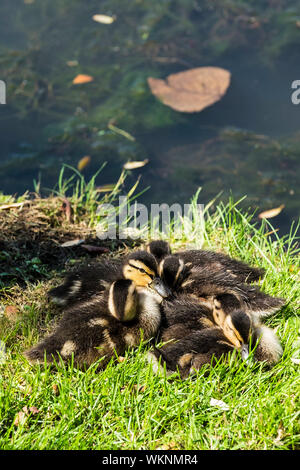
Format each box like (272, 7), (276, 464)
(151, 328), (234, 378)
(180, 266), (249, 301)
(175, 250), (265, 283)
(24, 295), (123, 368)
(241, 286), (285, 317)
(161, 295), (214, 328)
(178, 267), (284, 317)
(49, 259), (123, 307)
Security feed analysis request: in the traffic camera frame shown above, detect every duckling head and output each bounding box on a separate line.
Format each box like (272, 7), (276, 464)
(222, 310), (252, 360)
(146, 240), (171, 263)
(123, 251), (171, 298)
(108, 279), (139, 322)
(158, 255), (191, 290)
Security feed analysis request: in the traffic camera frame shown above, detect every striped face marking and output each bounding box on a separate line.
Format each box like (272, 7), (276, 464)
(123, 260), (155, 287)
(159, 258), (184, 287)
(223, 316), (243, 348)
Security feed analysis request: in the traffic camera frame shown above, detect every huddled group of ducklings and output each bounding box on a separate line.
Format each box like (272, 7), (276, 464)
(24, 241), (285, 378)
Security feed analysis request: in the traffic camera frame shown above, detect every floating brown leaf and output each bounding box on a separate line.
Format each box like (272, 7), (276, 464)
(258, 204), (285, 219)
(123, 159), (149, 170)
(72, 74), (94, 85)
(67, 60), (79, 67)
(148, 67), (231, 113)
(92, 14), (115, 24)
(77, 155), (91, 171)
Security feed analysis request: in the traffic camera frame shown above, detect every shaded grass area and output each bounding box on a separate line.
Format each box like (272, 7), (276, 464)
(0, 176), (299, 450)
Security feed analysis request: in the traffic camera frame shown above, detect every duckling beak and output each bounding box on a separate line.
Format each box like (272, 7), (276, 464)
(240, 343), (249, 360)
(149, 277), (172, 298)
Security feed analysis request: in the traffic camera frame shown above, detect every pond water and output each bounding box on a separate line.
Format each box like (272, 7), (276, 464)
(0, 0), (299, 235)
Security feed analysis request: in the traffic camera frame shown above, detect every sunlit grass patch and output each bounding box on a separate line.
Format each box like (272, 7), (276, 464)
(0, 169), (299, 450)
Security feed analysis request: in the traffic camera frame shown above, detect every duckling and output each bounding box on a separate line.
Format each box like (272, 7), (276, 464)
(146, 240), (265, 284)
(149, 309), (282, 378)
(145, 240), (171, 263)
(211, 298), (283, 364)
(49, 250), (170, 308)
(24, 279), (162, 369)
(158, 255), (285, 319)
(159, 294), (216, 343)
(149, 326), (239, 378)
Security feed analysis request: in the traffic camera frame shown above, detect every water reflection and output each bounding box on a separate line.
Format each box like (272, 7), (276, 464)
(0, 0), (299, 235)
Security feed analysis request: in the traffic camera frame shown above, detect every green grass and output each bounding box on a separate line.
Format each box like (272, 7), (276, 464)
(0, 174), (299, 450)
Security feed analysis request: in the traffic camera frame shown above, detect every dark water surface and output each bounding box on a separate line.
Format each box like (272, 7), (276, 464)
(0, 0), (299, 235)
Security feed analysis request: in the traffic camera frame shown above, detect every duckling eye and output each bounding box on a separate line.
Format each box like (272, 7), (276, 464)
(139, 268), (146, 274)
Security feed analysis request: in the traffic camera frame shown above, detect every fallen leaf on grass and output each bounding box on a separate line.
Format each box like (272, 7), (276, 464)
(158, 441), (180, 450)
(133, 385), (146, 393)
(148, 66), (231, 113)
(291, 358), (300, 365)
(62, 198), (72, 223)
(77, 155), (91, 171)
(210, 398), (230, 411)
(27, 406), (40, 415)
(123, 159), (149, 170)
(92, 14), (115, 24)
(258, 204), (285, 219)
(4, 305), (19, 321)
(81, 244), (110, 254)
(274, 424), (285, 444)
(72, 74), (94, 85)
(14, 406), (40, 426)
(117, 356), (125, 363)
(14, 411), (27, 427)
(52, 384), (59, 396)
(60, 239), (85, 248)
(0, 202), (29, 210)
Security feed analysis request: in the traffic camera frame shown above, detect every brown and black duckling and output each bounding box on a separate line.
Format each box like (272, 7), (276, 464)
(158, 294), (216, 344)
(211, 297), (283, 364)
(145, 240), (171, 263)
(158, 255), (285, 319)
(49, 250), (170, 308)
(149, 308), (282, 378)
(146, 240), (266, 284)
(25, 279), (162, 369)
